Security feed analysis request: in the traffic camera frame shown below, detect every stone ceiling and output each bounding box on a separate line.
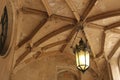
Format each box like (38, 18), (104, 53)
(3, 0), (120, 80)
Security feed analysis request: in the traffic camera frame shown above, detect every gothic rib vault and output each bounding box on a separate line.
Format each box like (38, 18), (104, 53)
(0, 0), (120, 80)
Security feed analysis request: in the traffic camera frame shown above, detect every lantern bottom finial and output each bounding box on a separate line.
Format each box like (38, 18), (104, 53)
(77, 65), (89, 73)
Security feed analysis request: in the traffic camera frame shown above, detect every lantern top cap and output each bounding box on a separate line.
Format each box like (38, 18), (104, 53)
(79, 39), (84, 44)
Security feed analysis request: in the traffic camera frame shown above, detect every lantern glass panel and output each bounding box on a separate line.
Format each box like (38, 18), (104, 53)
(76, 50), (90, 71)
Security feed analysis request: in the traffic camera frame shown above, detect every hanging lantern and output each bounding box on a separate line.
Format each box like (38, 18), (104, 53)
(73, 39), (90, 73)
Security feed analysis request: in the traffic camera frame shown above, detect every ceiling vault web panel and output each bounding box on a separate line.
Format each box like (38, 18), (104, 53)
(17, 18), (48, 48)
(96, 31), (106, 58)
(64, 0), (80, 22)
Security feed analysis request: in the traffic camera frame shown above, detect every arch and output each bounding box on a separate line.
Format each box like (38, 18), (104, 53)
(57, 66), (81, 80)
(0, 0), (16, 57)
(58, 70), (78, 80)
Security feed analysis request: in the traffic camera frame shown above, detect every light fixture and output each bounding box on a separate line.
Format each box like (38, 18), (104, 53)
(73, 39), (90, 73)
(71, 26), (90, 73)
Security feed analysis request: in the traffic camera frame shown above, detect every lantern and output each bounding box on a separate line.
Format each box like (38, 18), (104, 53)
(74, 39), (90, 73)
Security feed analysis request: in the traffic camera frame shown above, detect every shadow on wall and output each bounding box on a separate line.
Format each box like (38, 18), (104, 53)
(11, 52), (81, 80)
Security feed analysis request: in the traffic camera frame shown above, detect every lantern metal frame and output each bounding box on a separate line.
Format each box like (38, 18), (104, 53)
(73, 39), (90, 73)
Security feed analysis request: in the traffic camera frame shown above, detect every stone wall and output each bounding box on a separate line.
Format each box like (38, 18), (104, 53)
(0, 51), (14, 80)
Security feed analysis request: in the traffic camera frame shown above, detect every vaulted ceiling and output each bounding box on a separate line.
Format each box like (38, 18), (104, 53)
(7, 0), (120, 80)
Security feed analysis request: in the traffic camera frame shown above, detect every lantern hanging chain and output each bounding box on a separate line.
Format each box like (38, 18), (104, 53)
(70, 28), (79, 48)
(70, 22), (84, 49)
(78, 23), (91, 52)
(80, 23), (87, 43)
(82, 29), (87, 43)
(80, 25), (91, 52)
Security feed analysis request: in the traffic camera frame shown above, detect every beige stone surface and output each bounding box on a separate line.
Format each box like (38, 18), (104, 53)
(0, 0), (120, 80)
